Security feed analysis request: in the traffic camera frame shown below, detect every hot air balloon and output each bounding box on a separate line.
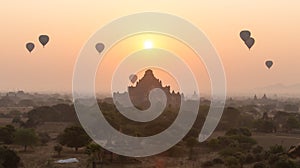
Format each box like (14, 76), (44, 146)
(245, 37), (255, 50)
(129, 74), (137, 83)
(240, 30), (251, 42)
(265, 60), (273, 69)
(39, 35), (49, 47)
(95, 43), (105, 54)
(26, 42), (35, 53)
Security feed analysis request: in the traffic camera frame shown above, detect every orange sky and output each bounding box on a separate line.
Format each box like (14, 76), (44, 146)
(0, 1), (300, 96)
(95, 33), (210, 95)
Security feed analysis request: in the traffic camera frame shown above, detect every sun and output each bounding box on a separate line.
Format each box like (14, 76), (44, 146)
(143, 40), (153, 49)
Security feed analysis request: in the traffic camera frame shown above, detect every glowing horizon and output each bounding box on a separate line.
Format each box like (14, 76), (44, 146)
(95, 33), (210, 96)
(0, 1), (300, 96)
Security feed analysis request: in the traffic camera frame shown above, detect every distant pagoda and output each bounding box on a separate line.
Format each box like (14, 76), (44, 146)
(114, 69), (181, 109)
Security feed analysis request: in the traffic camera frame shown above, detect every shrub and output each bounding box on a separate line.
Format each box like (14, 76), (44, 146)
(217, 136), (237, 147)
(254, 153), (264, 162)
(230, 135), (257, 146)
(269, 144), (284, 154)
(201, 161), (214, 167)
(54, 144), (63, 157)
(212, 158), (224, 164)
(225, 128), (252, 137)
(252, 145), (263, 154)
(208, 138), (219, 149)
(167, 145), (185, 157)
(253, 162), (268, 168)
(245, 153), (255, 164)
(219, 147), (241, 157)
(273, 156), (296, 168)
(224, 156), (240, 168)
(38, 132), (51, 145)
(225, 128), (240, 136)
(239, 127), (252, 136)
(268, 154), (280, 165)
(0, 146), (20, 168)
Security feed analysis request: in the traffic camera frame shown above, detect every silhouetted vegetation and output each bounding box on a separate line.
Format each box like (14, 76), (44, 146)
(58, 125), (91, 151)
(26, 104), (78, 124)
(38, 132), (51, 145)
(54, 144), (63, 157)
(14, 128), (38, 152)
(0, 146), (20, 168)
(1, 91), (300, 167)
(0, 125), (15, 144)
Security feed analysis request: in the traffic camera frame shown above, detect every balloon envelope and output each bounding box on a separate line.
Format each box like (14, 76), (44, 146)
(265, 60), (273, 69)
(26, 42), (35, 53)
(95, 43), (105, 53)
(39, 35), (49, 47)
(129, 74), (138, 83)
(240, 30), (251, 42)
(245, 37), (255, 50)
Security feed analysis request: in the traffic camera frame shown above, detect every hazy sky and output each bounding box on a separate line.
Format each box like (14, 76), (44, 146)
(0, 1), (300, 96)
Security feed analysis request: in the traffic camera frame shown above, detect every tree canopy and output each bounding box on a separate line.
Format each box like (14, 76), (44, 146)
(58, 125), (91, 151)
(0, 125), (16, 144)
(0, 146), (20, 168)
(14, 128), (38, 151)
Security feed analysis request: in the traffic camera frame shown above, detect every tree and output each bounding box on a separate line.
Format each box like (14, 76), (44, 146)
(254, 119), (276, 133)
(27, 104), (78, 123)
(0, 125), (15, 144)
(14, 128), (38, 151)
(0, 146), (20, 168)
(186, 137), (198, 160)
(38, 132), (51, 145)
(86, 143), (103, 160)
(58, 125), (91, 151)
(225, 127), (252, 137)
(217, 107), (241, 130)
(12, 116), (23, 125)
(285, 116), (300, 130)
(54, 145), (63, 157)
(284, 104), (299, 112)
(86, 143), (104, 167)
(22, 118), (42, 128)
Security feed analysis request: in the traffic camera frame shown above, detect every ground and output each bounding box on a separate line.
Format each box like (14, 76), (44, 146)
(1, 118), (300, 167)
